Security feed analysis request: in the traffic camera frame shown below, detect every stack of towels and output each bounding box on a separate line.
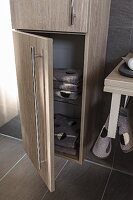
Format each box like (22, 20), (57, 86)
(54, 114), (80, 156)
(54, 69), (82, 103)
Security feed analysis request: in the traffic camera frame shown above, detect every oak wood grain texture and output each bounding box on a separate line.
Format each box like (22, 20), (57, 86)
(0, 134), (25, 179)
(10, 0), (89, 33)
(80, 0), (111, 162)
(13, 31), (55, 192)
(104, 86), (133, 96)
(104, 53), (133, 95)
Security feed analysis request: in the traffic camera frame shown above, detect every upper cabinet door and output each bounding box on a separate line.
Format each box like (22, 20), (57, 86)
(13, 31), (55, 192)
(10, 0), (89, 33)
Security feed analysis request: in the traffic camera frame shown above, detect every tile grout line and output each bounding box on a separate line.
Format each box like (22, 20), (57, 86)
(0, 133), (22, 142)
(100, 169), (112, 200)
(110, 135), (133, 177)
(109, 26), (133, 29)
(85, 159), (112, 170)
(41, 189), (49, 200)
(112, 167), (133, 178)
(0, 154), (26, 183)
(129, 28), (133, 51)
(40, 160), (69, 200)
(55, 160), (69, 180)
(111, 139), (117, 169)
(100, 140), (117, 200)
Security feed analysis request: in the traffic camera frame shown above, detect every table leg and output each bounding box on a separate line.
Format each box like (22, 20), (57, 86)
(108, 93), (121, 138)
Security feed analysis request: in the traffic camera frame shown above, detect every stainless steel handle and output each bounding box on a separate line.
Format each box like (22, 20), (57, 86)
(70, 0), (76, 25)
(31, 47), (43, 170)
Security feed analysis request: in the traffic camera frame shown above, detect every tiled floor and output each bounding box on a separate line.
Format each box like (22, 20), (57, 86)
(0, 116), (22, 139)
(1, 116), (133, 200)
(0, 133), (133, 200)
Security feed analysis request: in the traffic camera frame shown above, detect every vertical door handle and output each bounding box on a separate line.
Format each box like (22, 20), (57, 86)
(31, 47), (44, 170)
(70, 0), (76, 25)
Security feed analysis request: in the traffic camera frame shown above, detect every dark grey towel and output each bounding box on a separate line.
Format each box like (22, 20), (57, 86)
(54, 95), (81, 105)
(54, 81), (82, 92)
(54, 114), (80, 149)
(55, 145), (78, 156)
(54, 90), (81, 101)
(54, 69), (82, 84)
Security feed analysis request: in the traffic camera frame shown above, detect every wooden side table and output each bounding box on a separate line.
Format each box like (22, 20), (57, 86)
(104, 53), (133, 138)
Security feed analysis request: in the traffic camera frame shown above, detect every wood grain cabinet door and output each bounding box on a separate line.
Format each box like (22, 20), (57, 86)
(13, 31), (55, 192)
(10, 0), (89, 33)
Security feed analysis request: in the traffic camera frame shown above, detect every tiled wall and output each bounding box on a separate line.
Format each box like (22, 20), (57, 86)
(106, 0), (133, 76)
(89, 1), (133, 166)
(103, 0), (133, 119)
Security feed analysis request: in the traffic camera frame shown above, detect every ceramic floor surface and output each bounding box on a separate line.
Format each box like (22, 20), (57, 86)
(0, 134), (133, 200)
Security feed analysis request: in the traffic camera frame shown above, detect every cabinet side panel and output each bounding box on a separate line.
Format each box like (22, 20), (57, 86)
(80, 0), (111, 162)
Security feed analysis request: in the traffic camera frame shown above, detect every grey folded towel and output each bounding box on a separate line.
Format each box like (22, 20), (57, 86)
(54, 114), (80, 149)
(54, 90), (81, 100)
(54, 69), (82, 84)
(54, 81), (82, 92)
(55, 145), (78, 156)
(54, 95), (81, 105)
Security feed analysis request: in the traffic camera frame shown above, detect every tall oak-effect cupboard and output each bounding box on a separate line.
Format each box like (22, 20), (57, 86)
(10, 0), (111, 192)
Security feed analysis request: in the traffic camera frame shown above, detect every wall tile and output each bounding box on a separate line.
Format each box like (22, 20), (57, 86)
(129, 29), (133, 51)
(109, 0), (133, 28)
(105, 27), (132, 76)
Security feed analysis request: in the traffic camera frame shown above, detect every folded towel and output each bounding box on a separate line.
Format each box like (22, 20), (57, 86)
(54, 114), (80, 149)
(54, 95), (81, 105)
(54, 81), (82, 92)
(54, 69), (82, 84)
(54, 90), (81, 100)
(55, 145), (78, 156)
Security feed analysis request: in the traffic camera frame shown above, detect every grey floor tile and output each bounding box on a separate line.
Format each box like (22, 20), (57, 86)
(0, 116), (22, 139)
(113, 138), (133, 176)
(43, 161), (111, 200)
(109, 0), (133, 28)
(0, 134), (25, 179)
(102, 170), (133, 200)
(54, 156), (68, 177)
(0, 155), (67, 200)
(0, 134), (5, 142)
(0, 155), (47, 200)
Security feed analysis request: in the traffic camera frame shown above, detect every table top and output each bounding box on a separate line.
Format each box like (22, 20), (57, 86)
(104, 53), (133, 96)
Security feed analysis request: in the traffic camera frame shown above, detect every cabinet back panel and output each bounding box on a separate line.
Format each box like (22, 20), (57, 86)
(52, 34), (84, 120)
(27, 32), (85, 69)
(53, 35), (85, 69)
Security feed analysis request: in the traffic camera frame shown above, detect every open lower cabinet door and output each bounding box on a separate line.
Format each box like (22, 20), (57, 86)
(13, 31), (55, 192)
